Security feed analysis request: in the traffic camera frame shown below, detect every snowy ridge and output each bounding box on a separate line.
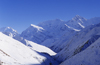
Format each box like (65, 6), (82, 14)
(21, 24), (46, 44)
(0, 27), (17, 33)
(0, 27), (18, 37)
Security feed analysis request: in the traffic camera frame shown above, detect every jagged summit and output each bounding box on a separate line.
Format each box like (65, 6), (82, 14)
(72, 15), (87, 21)
(65, 15), (88, 29)
(0, 27), (18, 37)
(0, 27), (17, 33)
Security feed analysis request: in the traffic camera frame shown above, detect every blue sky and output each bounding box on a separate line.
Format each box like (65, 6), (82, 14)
(0, 0), (100, 33)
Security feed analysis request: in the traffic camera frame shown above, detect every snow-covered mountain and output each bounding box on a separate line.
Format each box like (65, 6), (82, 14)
(21, 24), (47, 44)
(54, 23), (100, 64)
(0, 32), (58, 65)
(0, 27), (18, 37)
(21, 19), (71, 46)
(21, 15), (100, 49)
(44, 16), (100, 53)
(0, 15), (100, 65)
(0, 27), (28, 46)
(66, 15), (87, 29)
(20, 15), (86, 46)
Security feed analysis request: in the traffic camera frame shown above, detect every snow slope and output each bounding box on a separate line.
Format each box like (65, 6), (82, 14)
(24, 40), (56, 56)
(60, 37), (100, 65)
(0, 32), (58, 65)
(0, 26), (56, 55)
(0, 32), (43, 65)
(54, 23), (100, 63)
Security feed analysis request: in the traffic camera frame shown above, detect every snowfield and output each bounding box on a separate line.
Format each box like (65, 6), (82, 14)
(0, 32), (58, 65)
(25, 40), (56, 56)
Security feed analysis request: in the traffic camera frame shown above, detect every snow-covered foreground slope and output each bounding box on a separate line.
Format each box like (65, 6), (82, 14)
(54, 23), (100, 63)
(0, 32), (42, 65)
(0, 32), (58, 65)
(60, 38), (100, 65)
(25, 40), (56, 56)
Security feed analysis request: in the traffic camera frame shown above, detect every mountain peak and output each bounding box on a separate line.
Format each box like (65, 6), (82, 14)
(72, 15), (87, 21)
(73, 15), (83, 19)
(0, 27), (18, 37)
(0, 27), (17, 33)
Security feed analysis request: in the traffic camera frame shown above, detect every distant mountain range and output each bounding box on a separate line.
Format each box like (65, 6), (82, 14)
(21, 15), (100, 48)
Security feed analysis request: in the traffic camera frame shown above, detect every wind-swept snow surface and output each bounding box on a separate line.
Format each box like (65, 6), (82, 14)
(0, 32), (58, 65)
